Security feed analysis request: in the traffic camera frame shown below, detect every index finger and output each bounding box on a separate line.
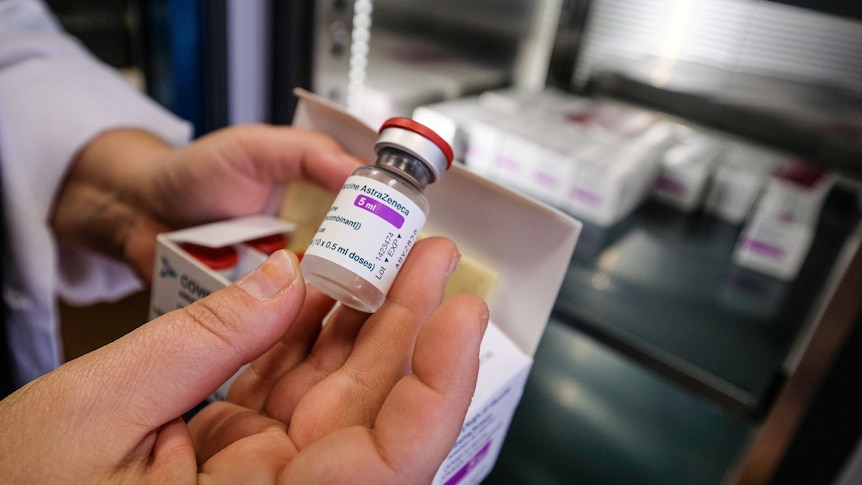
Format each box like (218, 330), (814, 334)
(282, 237), (462, 444)
(240, 126), (364, 192)
(374, 293), (489, 480)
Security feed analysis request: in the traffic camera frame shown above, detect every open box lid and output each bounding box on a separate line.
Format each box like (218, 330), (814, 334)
(292, 89), (581, 357)
(165, 215), (296, 248)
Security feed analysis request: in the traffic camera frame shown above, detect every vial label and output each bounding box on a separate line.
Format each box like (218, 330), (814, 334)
(305, 175), (426, 293)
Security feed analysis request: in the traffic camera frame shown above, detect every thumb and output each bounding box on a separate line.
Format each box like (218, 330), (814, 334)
(72, 250), (306, 433)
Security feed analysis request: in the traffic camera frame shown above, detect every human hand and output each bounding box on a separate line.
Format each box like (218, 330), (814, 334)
(51, 126), (362, 281)
(195, 237), (486, 483)
(0, 237), (488, 484)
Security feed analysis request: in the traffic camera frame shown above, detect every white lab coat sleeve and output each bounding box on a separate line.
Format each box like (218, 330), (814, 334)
(0, 0), (193, 385)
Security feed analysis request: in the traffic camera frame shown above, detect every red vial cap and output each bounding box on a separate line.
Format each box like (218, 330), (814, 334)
(245, 233), (288, 255)
(379, 117), (454, 169)
(179, 242), (239, 271)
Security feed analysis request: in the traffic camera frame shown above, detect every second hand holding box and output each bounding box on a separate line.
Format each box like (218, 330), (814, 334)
(149, 89), (582, 485)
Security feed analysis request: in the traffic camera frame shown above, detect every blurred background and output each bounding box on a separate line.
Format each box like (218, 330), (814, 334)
(48, 1), (862, 484)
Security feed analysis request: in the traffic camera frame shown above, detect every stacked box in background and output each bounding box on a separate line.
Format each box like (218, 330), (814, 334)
(702, 140), (789, 223)
(414, 88), (835, 281)
(560, 121), (677, 226)
(651, 127), (723, 212)
(416, 88), (678, 226)
(733, 160), (836, 280)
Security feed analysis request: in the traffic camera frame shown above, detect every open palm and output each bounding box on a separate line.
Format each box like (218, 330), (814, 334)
(0, 238), (487, 484)
(190, 237), (486, 483)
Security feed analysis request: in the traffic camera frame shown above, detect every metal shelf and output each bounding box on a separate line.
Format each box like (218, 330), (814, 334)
(552, 190), (860, 418)
(483, 319), (753, 485)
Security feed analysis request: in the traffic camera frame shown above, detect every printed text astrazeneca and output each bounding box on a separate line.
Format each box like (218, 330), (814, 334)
(343, 182), (410, 217)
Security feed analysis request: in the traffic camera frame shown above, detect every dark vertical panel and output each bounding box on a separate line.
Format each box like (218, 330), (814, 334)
(271, 0), (315, 124)
(202, 0), (229, 133)
(139, 0), (230, 135)
(770, 312), (862, 485)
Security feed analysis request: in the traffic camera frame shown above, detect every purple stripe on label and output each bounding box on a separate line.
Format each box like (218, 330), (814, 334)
(533, 171), (558, 189)
(354, 195), (405, 228)
(445, 441), (492, 485)
(655, 175), (687, 196)
(743, 238), (785, 260)
(465, 145), (484, 158)
(569, 187), (602, 207)
(498, 157), (520, 172)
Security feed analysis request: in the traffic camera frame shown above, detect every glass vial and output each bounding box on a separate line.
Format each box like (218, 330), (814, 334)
(300, 117), (453, 312)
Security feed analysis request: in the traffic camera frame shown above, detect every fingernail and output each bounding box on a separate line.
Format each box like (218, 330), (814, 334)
(237, 250), (298, 301)
(448, 251), (462, 276)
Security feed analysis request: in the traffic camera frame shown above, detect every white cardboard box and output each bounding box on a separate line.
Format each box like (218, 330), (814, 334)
(149, 215), (296, 318)
(651, 130), (723, 212)
(149, 89), (582, 485)
(413, 95), (487, 164)
(702, 140), (787, 224)
(732, 160), (835, 280)
(561, 121), (676, 226)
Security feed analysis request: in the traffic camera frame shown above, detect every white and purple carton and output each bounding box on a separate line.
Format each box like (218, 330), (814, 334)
(651, 127), (723, 212)
(561, 120), (677, 226)
(415, 89), (679, 226)
(733, 159), (835, 280)
(703, 140), (788, 224)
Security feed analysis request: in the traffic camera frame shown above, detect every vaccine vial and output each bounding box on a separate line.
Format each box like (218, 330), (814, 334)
(300, 117), (453, 312)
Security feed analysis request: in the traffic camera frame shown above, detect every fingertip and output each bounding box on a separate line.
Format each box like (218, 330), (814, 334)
(335, 151), (366, 169)
(382, 237), (460, 316)
(236, 250), (302, 301)
(446, 293), (490, 353)
(328, 154), (365, 192)
(300, 130), (364, 191)
(414, 293), (488, 384)
(370, 292), (490, 478)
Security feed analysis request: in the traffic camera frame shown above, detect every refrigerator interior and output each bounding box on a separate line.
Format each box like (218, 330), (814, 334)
(46, 1), (862, 483)
(307, 1), (862, 484)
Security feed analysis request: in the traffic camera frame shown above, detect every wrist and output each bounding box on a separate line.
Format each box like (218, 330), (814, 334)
(51, 129), (173, 276)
